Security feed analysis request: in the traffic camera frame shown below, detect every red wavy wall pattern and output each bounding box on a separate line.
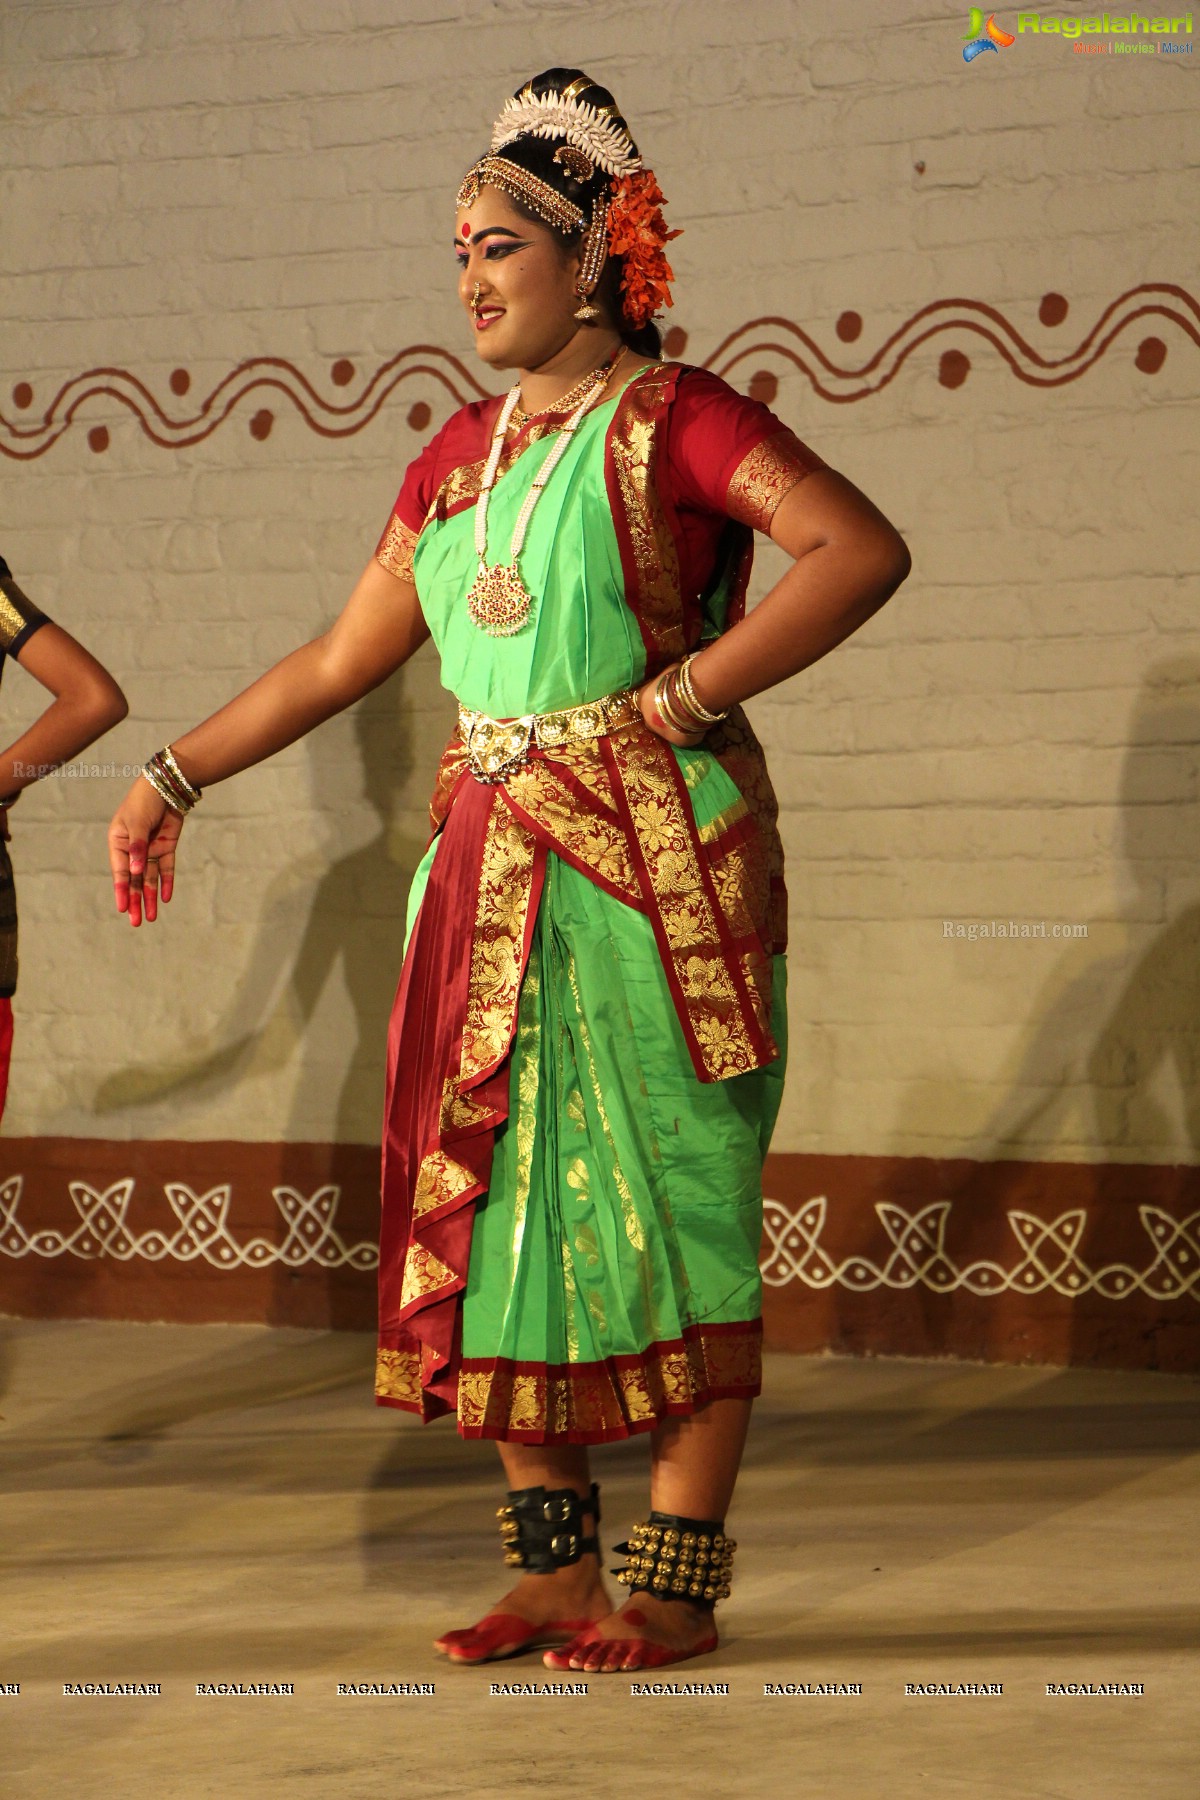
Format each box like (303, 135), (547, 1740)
(2, 285), (1195, 460)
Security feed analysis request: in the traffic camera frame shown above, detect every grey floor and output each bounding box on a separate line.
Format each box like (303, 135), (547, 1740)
(2, 1318), (1196, 1799)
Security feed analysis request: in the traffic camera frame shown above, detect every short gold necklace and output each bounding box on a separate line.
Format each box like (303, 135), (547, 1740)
(465, 350), (622, 638)
(511, 355), (620, 426)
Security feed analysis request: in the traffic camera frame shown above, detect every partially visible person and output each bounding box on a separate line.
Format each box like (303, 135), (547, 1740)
(0, 556), (128, 1119)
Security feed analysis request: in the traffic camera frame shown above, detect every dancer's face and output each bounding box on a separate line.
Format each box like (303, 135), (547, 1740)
(454, 188), (583, 372)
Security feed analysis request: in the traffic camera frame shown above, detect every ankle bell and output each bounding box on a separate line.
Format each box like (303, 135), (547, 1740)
(611, 1511), (736, 1605)
(495, 1482), (601, 1574)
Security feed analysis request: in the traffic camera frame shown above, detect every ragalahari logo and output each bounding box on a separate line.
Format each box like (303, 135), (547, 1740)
(962, 9), (1017, 59)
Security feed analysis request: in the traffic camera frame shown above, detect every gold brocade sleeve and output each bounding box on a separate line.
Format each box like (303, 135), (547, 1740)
(0, 568), (50, 657)
(374, 515), (420, 585)
(724, 429), (827, 535)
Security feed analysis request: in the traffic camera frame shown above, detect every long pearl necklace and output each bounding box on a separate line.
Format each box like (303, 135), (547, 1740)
(465, 352), (621, 638)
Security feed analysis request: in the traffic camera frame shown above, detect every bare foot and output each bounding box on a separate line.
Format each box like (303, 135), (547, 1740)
(434, 1556), (610, 1663)
(543, 1592), (718, 1674)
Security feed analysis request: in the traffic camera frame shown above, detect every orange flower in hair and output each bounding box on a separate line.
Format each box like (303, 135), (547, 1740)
(607, 170), (682, 330)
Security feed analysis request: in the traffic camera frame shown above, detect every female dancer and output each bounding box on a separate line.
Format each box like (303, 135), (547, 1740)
(107, 70), (910, 1673)
(0, 556), (127, 1119)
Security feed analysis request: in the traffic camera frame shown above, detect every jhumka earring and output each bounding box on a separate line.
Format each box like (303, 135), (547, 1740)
(572, 198), (609, 323)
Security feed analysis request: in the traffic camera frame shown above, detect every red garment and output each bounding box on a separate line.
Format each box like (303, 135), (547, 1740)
(0, 997), (13, 1124)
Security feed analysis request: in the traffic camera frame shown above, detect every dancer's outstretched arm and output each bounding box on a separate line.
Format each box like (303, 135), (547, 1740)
(107, 558), (428, 926)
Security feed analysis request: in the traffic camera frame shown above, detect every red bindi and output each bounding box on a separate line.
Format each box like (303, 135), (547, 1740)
(460, 222), (470, 237)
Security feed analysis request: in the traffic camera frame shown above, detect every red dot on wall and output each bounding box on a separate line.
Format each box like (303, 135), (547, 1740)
(87, 425), (110, 453)
(836, 311), (862, 343)
(1134, 336), (1166, 375)
(1038, 292), (1068, 327)
(12, 382), (33, 410)
(250, 409), (274, 440)
(331, 358), (355, 387)
(407, 401), (432, 431)
(169, 368), (191, 396)
(662, 326), (688, 357)
(938, 349), (970, 389)
(748, 370), (778, 404)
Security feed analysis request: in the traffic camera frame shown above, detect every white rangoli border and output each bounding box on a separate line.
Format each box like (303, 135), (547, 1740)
(0, 1178), (1195, 1302)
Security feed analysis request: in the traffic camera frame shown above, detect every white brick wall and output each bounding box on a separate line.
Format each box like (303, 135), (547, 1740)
(2, 0), (1196, 1160)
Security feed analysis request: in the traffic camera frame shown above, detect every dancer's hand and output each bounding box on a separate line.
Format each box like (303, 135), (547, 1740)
(108, 777), (184, 926)
(637, 667), (707, 748)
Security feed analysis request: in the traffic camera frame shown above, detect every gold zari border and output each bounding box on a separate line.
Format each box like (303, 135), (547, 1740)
(607, 365), (687, 661)
(608, 728), (773, 1079)
(375, 1324), (762, 1440)
(426, 714), (777, 1083)
(374, 514), (420, 585)
(725, 428), (827, 535)
(461, 798), (540, 1086)
(0, 574), (48, 653)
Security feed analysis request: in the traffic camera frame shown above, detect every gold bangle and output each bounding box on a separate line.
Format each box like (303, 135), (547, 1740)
(161, 743), (201, 805)
(655, 669), (699, 735)
(676, 653), (728, 725)
(148, 752), (194, 812)
(141, 761), (188, 817)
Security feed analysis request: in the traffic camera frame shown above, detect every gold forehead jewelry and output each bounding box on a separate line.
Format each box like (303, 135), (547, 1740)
(457, 155), (585, 236)
(465, 351), (621, 637)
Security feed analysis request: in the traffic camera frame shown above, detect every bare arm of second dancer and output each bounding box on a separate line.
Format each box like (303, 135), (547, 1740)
(106, 453), (908, 926)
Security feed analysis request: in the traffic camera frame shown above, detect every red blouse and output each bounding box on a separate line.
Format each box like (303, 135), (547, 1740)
(376, 365), (828, 605)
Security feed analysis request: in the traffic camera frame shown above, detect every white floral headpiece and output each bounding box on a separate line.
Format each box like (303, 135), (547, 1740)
(491, 88), (642, 178)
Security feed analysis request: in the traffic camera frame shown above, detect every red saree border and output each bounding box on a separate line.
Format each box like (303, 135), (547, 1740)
(377, 777), (546, 1420)
(375, 1318), (762, 1443)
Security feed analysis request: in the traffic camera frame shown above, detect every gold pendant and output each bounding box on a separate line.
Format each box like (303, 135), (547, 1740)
(465, 561), (535, 637)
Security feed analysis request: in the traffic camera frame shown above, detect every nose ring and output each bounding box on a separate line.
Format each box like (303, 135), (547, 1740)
(471, 281), (482, 316)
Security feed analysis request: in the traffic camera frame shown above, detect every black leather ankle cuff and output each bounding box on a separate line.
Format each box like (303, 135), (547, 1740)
(497, 1482), (601, 1573)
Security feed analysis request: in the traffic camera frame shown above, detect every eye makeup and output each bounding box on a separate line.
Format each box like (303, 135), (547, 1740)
(454, 239), (532, 267)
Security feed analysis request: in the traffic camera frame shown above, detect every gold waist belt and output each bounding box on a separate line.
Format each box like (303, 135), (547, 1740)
(458, 688), (641, 783)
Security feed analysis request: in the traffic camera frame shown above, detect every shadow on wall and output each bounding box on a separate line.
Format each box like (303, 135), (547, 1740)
(1089, 657), (1200, 1155)
(94, 677), (426, 1139)
(89, 671), (429, 1317)
(974, 654), (1200, 1164)
(875, 653), (1200, 1364)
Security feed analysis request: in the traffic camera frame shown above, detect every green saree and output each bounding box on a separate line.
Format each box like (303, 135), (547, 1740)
(375, 363), (815, 1442)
